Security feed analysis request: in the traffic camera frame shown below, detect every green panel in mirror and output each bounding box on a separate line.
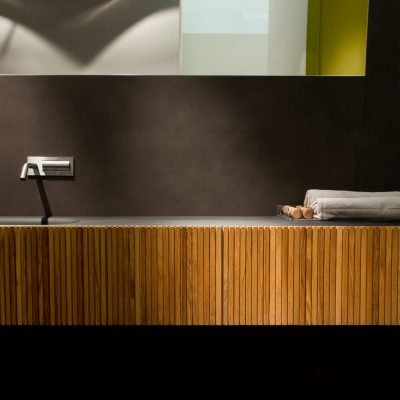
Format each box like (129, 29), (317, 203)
(0, 0), (369, 75)
(307, 0), (369, 75)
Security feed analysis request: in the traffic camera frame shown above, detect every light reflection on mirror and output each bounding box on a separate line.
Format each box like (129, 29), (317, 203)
(0, 0), (369, 75)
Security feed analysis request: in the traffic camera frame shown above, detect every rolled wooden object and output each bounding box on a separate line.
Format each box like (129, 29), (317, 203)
(296, 205), (314, 219)
(282, 205), (302, 219)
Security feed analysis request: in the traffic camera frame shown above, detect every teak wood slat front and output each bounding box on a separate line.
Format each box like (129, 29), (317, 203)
(0, 226), (399, 325)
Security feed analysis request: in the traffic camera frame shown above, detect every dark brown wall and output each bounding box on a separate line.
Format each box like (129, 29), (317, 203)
(0, 0), (397, 217)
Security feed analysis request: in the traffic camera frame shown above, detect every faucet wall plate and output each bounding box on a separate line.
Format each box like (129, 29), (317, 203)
(26, 156), (74, 178)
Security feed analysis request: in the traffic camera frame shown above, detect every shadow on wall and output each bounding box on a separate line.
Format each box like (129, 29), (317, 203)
(0, 0), (180, 73)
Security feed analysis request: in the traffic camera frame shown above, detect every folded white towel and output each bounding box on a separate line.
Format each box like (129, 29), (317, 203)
(304, 189), (400, 209)
(313, 197), (400, 220)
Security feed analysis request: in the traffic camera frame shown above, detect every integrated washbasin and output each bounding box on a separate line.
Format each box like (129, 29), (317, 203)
(0, 216), (44, 225)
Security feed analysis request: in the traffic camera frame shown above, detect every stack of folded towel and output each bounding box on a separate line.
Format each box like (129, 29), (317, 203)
(304, 189), (400, 220)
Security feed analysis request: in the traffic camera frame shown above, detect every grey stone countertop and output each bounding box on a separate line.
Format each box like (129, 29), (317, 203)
(1, 216), (399, 227)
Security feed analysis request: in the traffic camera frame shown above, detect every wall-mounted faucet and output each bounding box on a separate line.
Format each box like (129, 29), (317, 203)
(19, 156), (74, 181)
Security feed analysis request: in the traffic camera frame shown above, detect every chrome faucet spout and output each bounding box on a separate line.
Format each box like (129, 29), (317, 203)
(20, 162), (38, 181)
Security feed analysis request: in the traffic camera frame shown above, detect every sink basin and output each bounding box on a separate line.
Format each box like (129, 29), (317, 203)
(0, 216), (44, 225)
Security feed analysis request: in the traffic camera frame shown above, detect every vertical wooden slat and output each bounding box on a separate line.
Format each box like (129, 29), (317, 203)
(111, 227), (118, 325)
(329, 228), (337, 325)
(342, 228), (349, 325)
(360, 228), (368, 325)
(82, 228), (90, 325)
(54, 228), (61, 325)
(397, 227), (400, 326)
(317, 228), (324, 325)
(128, 227), (136, 325)
(117, 227), (124, 325)
(245, 227), (252, 325)
(354, 228), (362, 326)
(348, 228), (355, 325)
(299, 228), (307, 326)
(175, 227), (182, 325)
(198, 227), (204, 325)
(135, 227), (142, 325)
(66, 228), (73, 325)
(106, 228), (113, 325)
(215, 227), (222, 325)
(227, 227), (234, 325)
(162, 227), (169, 325)
(335, 228), (343, 325)
(204, 227), (210, 326)
(15, 228), (24, 325)
(3, 228), (11, 325)
(281, 227), (288, 325)
(156, 227), (163, 325)
(239, 227), (246, 325)
(263, 228), (270, 325)
(275, 228), (282, 325)
(372, 228), (380, 325)
(122, 228), (129, 325)
(168, 227), (175, 325)
(25, 228), (33, 325)
(234, 227), (240, 325)
(392, 228), (399, 325)
(251, 227), (258, 325)
(222, 227), (228, 325)
(311, 227), (318, 326)
(210, 227), (216, 325)
(366, 228), (374, 325)
(151, 227), (158, 325)
(88, 228), (96, 325)
(31, 228), (39, 325)
(323, 228), (330, 325)
(257, 227), (264, 326)
(293, 228), (300, 325)
(269, 227), (276, 325)
(0, 229), (5, 325)
(100, 228), (107, 325)
(21, 228), (27, 325)
(49, 228), (55, 325)
(192, 227), (198, 325)
(385, 228), (393, 325)
(186, 228), (193, 325)
(75, 228), (83, 325)
(71, 228), (78, 325)
(305, 228), (312, 325)
(140, 227), (147, 324)
(10, 228), (17, 325)
(181, 228), (187, 325)
(379, 228), (386, 325)
(145, 227), (152, 325)
(287, 228), (294, 325)
(59, 228), (67, 325)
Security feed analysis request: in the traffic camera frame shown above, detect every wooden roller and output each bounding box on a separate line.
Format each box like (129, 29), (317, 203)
(282, 205), (302, 219)
(296, 205), (314, 219)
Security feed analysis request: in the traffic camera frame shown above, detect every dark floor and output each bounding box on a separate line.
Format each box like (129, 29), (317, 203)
(0, 326), (399, 396)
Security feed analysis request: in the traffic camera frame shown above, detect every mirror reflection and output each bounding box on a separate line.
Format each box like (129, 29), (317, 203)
(0, 0), (369, 75)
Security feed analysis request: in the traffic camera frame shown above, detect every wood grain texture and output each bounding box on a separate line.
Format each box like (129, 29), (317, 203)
(239, 228), (245, 325)
(215, 228), (222, 325)
(258, 227), (265, 325)
(1, 226), (399, 326)
(329, 228), (337, 325)
(392, 228), (399, 325)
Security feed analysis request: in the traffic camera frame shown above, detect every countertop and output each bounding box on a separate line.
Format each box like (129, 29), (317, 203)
(1, 216), (400, 227)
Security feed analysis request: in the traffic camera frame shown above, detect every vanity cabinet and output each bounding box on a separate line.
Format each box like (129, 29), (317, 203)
(0, 226), (398, 326)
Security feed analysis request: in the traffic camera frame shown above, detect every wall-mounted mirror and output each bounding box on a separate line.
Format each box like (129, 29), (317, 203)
(0, 0), (369, 75)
